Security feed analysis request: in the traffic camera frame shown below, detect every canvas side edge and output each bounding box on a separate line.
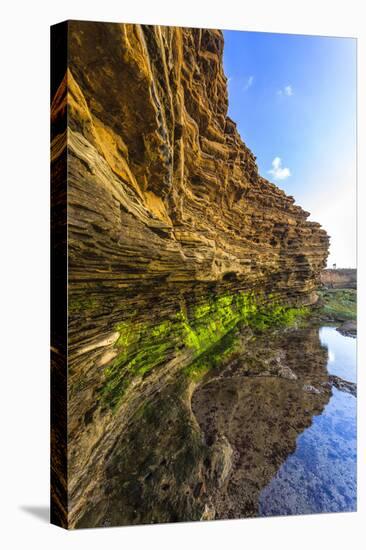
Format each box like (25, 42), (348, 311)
(50, 20), (69, 530)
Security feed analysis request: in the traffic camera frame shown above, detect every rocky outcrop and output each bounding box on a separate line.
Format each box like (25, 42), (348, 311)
(51, 21), (329, 527)
(321, 269), (357, 289)
(337, 320), (357, 338)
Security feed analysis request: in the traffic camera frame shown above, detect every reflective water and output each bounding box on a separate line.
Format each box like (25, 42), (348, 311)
(319, 326), (356, 383)
(259, 327), (356, 516)
(76, 325), (357, 527)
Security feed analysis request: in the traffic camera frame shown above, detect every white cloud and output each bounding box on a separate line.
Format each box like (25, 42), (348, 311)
(268, 157), (291, 180)
(284, 85), (293, 96)
(277, 84), (294, 96)
(243, 75), (254, 91)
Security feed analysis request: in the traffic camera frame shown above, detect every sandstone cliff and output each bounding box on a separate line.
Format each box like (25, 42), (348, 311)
(51, 21), (329, 527)
(321, 268), (356, 289)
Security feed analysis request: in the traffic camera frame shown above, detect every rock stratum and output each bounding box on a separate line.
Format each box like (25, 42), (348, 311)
(51, 21), (329, 528)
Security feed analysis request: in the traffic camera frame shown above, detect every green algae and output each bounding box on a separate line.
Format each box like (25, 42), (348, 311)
(182, 328), (240, 382)
(182, 291), (307, 354)
(99, 317), (176, 411)
(115, 321), (139, 348)
(68, 295), (100, 314)
(99, 290), (310, 411)
(317, 289), (356, 321)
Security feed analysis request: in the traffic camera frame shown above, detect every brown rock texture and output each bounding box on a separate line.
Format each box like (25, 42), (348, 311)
(51, 21), (329, 528)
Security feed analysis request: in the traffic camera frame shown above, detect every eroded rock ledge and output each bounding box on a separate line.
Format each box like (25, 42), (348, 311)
(51, 21), (329, 527)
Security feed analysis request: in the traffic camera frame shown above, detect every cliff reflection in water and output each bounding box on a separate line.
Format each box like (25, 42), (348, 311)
(191, 327), (333, 519)
(76, 326), (355, 527)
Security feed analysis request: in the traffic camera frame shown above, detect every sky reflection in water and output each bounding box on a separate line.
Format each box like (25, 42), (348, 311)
(259, 327), (356, 516)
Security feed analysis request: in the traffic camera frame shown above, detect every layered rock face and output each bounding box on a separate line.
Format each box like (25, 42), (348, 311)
(63, 22), (328, 290)
(51, 21), (329, 527)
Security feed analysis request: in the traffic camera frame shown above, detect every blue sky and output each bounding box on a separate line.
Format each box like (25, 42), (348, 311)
(223, 30), (356, 268)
